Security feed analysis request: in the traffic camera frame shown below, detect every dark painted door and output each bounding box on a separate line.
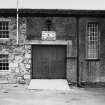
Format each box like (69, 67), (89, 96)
(32, 45), (66, 79)
(79, 18), (100, 83)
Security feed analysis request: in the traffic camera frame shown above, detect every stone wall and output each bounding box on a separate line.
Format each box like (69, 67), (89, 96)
(0, 16), (77, 85)
(0, 45), (31, 84)
(0, 17), (31, 84)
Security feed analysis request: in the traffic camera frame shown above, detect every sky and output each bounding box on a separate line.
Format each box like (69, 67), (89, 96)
(0, 0), (105, 10)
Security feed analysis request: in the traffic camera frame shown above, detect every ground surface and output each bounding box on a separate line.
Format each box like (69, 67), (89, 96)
(0, 84), (105, 105)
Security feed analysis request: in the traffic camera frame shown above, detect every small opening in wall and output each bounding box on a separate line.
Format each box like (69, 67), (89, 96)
(45, 19), (52, 31)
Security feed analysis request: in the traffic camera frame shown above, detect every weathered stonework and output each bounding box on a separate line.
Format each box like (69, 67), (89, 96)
(0, 17), (31, 84)
(0, 45), (31, 84)
(18, 17), (27, 44)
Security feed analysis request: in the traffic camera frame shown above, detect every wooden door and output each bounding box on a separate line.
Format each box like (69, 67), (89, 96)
(79, 18), (100, 83)
(32, 45), (66, 79)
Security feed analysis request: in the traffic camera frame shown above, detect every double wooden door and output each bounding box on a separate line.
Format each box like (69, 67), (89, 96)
(32, 45), (66, 79)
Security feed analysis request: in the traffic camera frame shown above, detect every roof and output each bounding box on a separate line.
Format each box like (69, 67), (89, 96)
(19, 9), (105, 17)
(0, 0), (105, 17)
(0, 9), (105, 17)
(0, 0), (105, 10)
(0, 9), (16, 16)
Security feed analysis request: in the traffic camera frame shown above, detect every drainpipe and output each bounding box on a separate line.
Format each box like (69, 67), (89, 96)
(76, 17), (81, 87)
(16, 0), (19, 45)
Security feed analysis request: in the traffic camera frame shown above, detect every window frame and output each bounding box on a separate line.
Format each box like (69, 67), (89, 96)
(0, 54), (9, 71)
(0, 18), (10, 39)
(86, 22), (100, 60)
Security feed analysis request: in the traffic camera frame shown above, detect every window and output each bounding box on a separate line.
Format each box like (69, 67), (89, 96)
(86, 22), (99, 59)
(0, 21), (9, 38)
(0, 54), (9, 70)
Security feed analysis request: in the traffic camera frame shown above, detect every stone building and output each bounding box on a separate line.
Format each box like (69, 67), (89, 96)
(0, 9), (105, 86)
(0, 9), (31, 84)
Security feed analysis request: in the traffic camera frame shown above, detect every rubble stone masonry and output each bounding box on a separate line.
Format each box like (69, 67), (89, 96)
(0, 17), (31, 84)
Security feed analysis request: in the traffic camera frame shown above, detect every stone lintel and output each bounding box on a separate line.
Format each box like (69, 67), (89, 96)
(25, 40), (72, 45)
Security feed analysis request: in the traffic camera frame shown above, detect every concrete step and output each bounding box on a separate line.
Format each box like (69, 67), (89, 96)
(28, 79), (70, 91)
(0, 76), (8, 83)
(0, 79), (8, 83)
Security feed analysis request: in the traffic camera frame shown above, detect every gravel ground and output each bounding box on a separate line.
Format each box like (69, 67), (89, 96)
(0, 84), (105, 105)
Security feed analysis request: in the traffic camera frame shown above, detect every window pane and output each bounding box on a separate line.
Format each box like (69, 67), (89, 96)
(0, 21), (9, 38)
(87, 23), (99, 59)
(6, 31), (9, 35)
(0, 67), (2, 70)
(0, 54), (9, 70)
(3, 67), (6, 70)
(5, 63), (9, 66)
(6, 67), (9, 70)
(5, 22), (8, 26)
(6, 26), (8, 30)
(0, 23), (2, 26)
(3, 26), (5, 30)
(0, 63), (2, 66)
(0, 27), (2, 30)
